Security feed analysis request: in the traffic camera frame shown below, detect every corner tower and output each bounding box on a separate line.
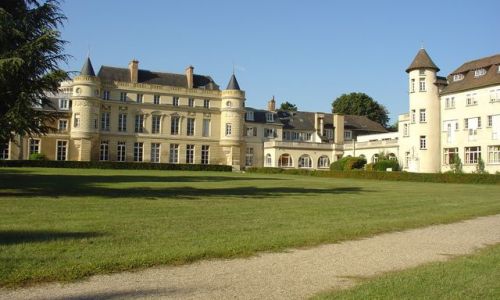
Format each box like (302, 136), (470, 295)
(70, 57), (101, 161)
(220, 74), (245, 170)
(405, 48), (441, 173)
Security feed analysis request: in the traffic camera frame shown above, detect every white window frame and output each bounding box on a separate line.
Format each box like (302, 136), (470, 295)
(73, 113), (80, 128)
(419, 78), (426, 92)
(487, 145), (500, 164)
(101, 112), (110, 131)
(56, 140), (68, 161)
(188, 98), (195, 107)
(474, 68), (486, 77)
(246, 111), (254, 121)
(103, 90), (110, 100)
(453, 74), (464, 81)
(120, 92), (127, 102)
(201, 145), (210, 164)
(118, 113), (127, 132)
(245, 148), (254, 166)
(29, 139), (40, 155)
(465, 146), (481, 164)
(344, 130), (352, 140)
(266, 113), (274, 122)
(99, 141), (109, 161)
(203, 99), (210, 109)
(443, 147), (458, 165)
(403, 123), (409, 137)
(173, 97), (179, 107)
(59, 98), (69, 110)
(133, 142), (143, 162)
(265, 153), (272, 167)
(135, 114), (144, 133)
(419, 109), (426, 123)
(187, 118), (195, 136)
(420, 136), (427, 150)
(152, 115), (161, 134)
(171, 116), (180, 135)
(225, 123), (232, 136)
(136, 93), (143, 103)
(278, 154), (293, 168)
(169, 144), (179, 163)
(58, 119), (68, 132)
(202, 119), (211, 137)
(411, 110), (416, 124)
(186, 144), (194, 164)
(298, 155), (312, 168)
(117, 142), (126, 162)
(153, 95), (161, 105)
(318, 156), (330, 168)
(151, 143), (161, 163)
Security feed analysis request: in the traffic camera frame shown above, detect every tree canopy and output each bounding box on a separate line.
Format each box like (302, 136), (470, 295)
(0, 0), (68, 144)
(279, 101), (298, 112)
(331, 92), (389, 127)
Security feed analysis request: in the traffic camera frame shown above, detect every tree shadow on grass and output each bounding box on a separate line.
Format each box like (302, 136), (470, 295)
(0, 230), (104, 245)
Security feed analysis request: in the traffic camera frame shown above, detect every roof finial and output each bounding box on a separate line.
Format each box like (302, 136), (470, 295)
(420, 41), (424, 50)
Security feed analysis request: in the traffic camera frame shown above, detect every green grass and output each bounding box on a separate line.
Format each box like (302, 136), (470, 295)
(1, 167), (499, 288)
(314, 243), (500, 299)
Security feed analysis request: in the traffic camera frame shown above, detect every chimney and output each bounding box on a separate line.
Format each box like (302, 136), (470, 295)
(315, 113), (325, 136)
(333, 114), (344, 144)
(267, 96), (276, 111)
(185, 65), (194, 89)
(128, 59), (139, 83)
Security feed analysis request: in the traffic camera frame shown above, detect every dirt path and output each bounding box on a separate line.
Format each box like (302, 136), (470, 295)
(2, 214), (500, 300)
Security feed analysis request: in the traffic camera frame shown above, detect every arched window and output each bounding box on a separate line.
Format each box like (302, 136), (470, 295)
(278, 154), (293, 168)
(387, 153), (397, 161)
(318, 156), (330, 168)
(359, 154), (366, 159)
(298, 155), (312, 168)
(372, 154), (379, 164)
(265, 153), (272, 167)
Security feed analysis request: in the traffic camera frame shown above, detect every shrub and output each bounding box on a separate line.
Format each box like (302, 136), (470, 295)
(373, 159), (400, 171)
(29, 153), (46, 160)
(330, 157), (347, 171)
(330, 156), (366, 171)
(476, 158), (487, 174)
(450, 155), (463, 174)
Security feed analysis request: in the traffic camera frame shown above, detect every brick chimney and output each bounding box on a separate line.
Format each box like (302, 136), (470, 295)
(185, 65), (194, 89)
(333, 114), (344, 144)
(267, 96), (276, 111)
(128, 59), (139, 83)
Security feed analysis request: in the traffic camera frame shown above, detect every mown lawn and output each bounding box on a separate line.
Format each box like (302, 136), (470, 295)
(314, 243), (500, 299)
(0, 167), (499, 287)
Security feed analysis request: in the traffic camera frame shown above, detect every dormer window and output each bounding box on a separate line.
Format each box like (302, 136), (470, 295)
(266, 113), (274, 122)
(453, 74), (464, 81)
(246, 111), (254, 121)
(59, 98), (68, 110)
(419, 69), (425, 76)
(474, 68), (486, 77)
(497, 65), (500, 73)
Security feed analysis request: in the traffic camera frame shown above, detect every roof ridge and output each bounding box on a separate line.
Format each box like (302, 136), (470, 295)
(99, 65), (211, 78)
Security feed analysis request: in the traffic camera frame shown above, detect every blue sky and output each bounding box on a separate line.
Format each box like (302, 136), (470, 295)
(60, 0), (500, 123)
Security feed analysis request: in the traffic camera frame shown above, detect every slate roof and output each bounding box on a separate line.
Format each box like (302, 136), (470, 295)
(97, 66), (219, 90)
(80, 57), (96, 76)
(406, 48), (440, 73)
(226, 74), (241, 90)
(441, 54), (500, 95)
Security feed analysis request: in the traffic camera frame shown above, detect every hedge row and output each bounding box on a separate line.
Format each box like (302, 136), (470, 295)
(0, 160), (232, 172)
(245, 167), (500, 185)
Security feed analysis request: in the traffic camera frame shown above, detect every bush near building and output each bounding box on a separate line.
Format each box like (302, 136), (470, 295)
(330, 157), (367, 171)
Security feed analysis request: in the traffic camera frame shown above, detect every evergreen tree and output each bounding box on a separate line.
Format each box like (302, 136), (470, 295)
(279, 101), (298, 112)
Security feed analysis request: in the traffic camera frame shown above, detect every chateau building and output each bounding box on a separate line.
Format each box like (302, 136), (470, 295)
(1, 49), (499, 173)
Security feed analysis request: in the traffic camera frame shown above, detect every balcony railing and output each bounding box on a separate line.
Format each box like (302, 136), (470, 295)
(264, 140), (337, 150)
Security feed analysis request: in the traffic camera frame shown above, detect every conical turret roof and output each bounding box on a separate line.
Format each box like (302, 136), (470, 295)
(226, 74), (240, 90)
(80, 57), (96, 76)
(406, 48), (439, 73)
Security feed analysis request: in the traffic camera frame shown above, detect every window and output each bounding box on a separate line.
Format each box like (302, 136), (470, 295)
(201, 145), (209, 164)
(266, 113), (274, 122)
(99, 141), (109, 161)
(118, 113), (127, 132)
(0, 143), (8, 160)
(246, 111), (254, 121)
(419, 69), (425, 76)
(173, 97), (179, 106)
(264, 128), (275, 138)
(466, 117), (479, 141)
(265, 153), (272, 167)
(186, 144), (194, 164)
(135, 114), (144, 133)
(278, 154), (293, 167)
(465, 146), (481, 164)
(420, 136), (427, 150)
(411, 110), (416, 123)
(466, 93), (477, 105)
(490, 90), (498, 103)
(298, 155), (312, 168)
(410, 79), (415, 93)
(188, 98), (194, 107)
(58, 119), (68, 132)
(133, 142), (143, 162)
(404, 152), (410, 169)
(246, 127), (256, 137)
(453, 74), (464, 81)
(202, 119), (210, 137)
(443, 120), (457, 143)
(225, 123), (232, 136)
(245, 148), (254, 166)
(226, 101), (232, 107)
(152, 115), (161, 134)
(101, 112), (110, 131)
(59, 98), (69, 110)
(419, 109), (426, 123)
(187, 118), (195, 136)
(488, 115), (493, 127)
(474, 68), (486, 77)
(73, 113), (80, 128)
(154, 95), (160, 105)
(344, 130), (352, 140)
(117, 142), (126, 162)
(403, 123), (409, 137)
(419, 78), (426, 92)
(325, 129), (333, 139)
(318, 156), (330, 168)
(56, 140), (68, 161)
(136, 94), (143, 103)
(151, 143), (160, 163)
(491, 115), (500, 140)
(488, 145), (500, 164)
(169, 144), (179, 163)
(120, 92), (127, 102)
(372, 154), (379, 164)
(94, 115), (98, 129)
(103, 90), (110, 100)
(171, 116), (180, 135)
(203, 99), (210, 108)
(443, 148), (458, 165)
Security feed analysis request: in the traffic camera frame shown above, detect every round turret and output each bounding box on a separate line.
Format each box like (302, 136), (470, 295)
(220, 74), (245, 147)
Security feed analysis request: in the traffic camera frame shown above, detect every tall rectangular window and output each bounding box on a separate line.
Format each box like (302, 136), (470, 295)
(73, 113), (80, 128)
(153, 95), (160, 105)
(266, 113), (274, 122)
(173, 97), (179, 107)
(187, 118), (195, 136)
(488, 145), (500, 164)
(411, 110), (416, 123)
(410, 79), (415, 93)
(465, 146), (481, 164)
(171, 116), (180, 135)
(420, 136), (427, 150)
(151, 143), (160, 163)
(202, 119), (210, 137)
(118, 113), (127, 132)
(443, 147), (459, 165)
(188, 98), (194, 107)
(136, 94), (143, 103)
(133, 142), (143, 162)
(203, 99), (210, 108)
(56, 140), (68, 161)
(403, 123), (409, 137)
(120, 92), (127, 102)
(186, 144), (194, 164)
(246, 127), (255, 137)
(101, 112), (110, 131)
(59, 98), (69, 110)
(245, 148), (254, 166)
(169, 144), (179, 163)
(225, 123), (232, 136)
(419, 78), (426, 92)
(0, 143), (8, 160)
(264, 128), (275, 138)
(246, 111), (254, 121)
(135, 114), (144, 133)
(419, 109), (426, 123)
(117, 142), (126, 162)
(201, 145), (209, 164)
(152, 115), (161, 134)
(99, 141), (109, 161)
(58, 119), (68, 132)
(102, 90), (110, 100)
(29, 139), (40, 155)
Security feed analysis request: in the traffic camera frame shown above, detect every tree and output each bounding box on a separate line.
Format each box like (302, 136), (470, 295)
(0, 0), (68, 144)
(279, 101), (298, 112)
(331, 92), (389, 127)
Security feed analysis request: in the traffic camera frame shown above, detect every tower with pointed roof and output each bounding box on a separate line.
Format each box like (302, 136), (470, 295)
(401, 48), (441, 172)
(70, 56), (101, 161)
(219, 74), (246, 170)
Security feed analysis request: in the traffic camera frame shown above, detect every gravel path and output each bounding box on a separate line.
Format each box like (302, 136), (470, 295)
(2, 214), (500, 300)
